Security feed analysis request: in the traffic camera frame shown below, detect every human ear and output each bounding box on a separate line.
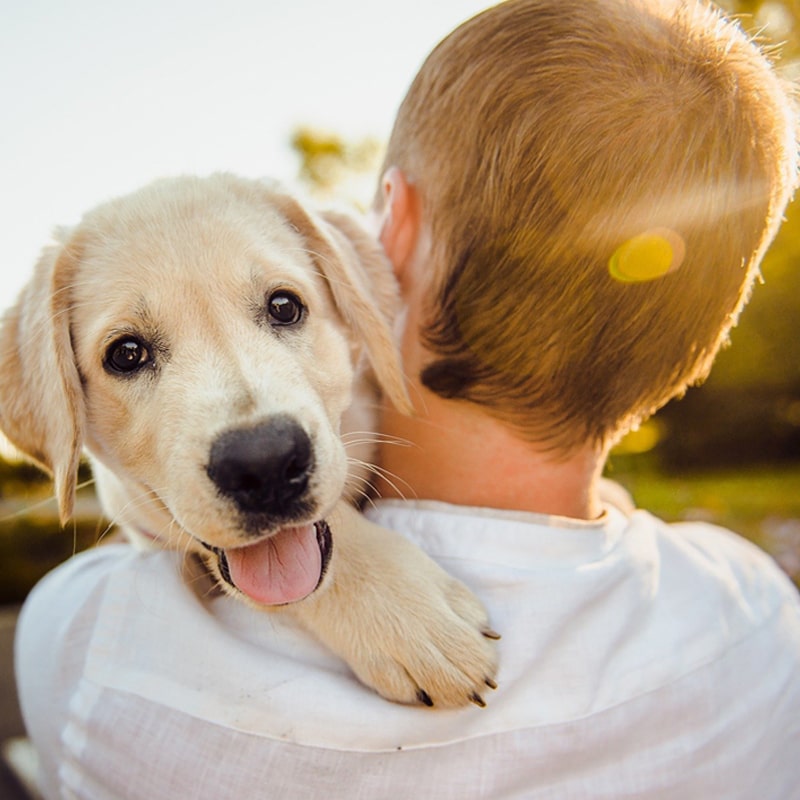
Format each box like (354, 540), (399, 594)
(376, 167), (420, 286)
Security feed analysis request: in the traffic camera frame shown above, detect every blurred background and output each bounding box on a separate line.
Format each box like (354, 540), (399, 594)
(1, 0), (799, 608)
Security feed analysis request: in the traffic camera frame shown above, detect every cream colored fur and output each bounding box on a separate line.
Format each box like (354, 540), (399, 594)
(0, 173), (497, 707)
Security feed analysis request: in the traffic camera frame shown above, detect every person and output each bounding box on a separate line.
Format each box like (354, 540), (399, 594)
(14, 0), (800, 797)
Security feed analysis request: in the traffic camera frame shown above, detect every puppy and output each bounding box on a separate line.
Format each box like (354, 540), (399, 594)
(0, 173), (498, 707)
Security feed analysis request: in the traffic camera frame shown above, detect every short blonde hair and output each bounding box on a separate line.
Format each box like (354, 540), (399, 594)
(380, 0), (797, 449)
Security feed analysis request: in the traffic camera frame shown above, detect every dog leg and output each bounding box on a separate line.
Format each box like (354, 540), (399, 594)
(284, 501), (499, 708)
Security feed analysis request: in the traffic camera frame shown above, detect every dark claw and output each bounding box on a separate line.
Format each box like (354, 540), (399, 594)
(417, 689), (434, 707)
(470, 692), (486, 708)
(485, 677), (498, 690)
(482, 628), (502, 640)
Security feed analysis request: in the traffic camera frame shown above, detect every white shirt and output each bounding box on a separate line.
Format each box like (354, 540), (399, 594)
(15, 500), (800, 799)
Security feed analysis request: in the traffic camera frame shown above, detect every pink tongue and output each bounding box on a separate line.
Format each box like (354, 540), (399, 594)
(224, 523), (321, 605)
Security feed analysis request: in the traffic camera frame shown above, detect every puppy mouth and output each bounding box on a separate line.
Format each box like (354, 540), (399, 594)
(204, 520), (332, 606)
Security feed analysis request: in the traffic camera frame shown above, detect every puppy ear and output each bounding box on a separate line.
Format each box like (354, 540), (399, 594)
(271, 194), (412, 415)
(0, 232), (86, 524)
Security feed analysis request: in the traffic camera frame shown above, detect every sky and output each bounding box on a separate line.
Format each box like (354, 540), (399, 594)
(0, 0), (490, 307)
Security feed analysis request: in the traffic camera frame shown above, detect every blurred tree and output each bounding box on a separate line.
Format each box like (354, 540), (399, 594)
(291, 126), (382, 207)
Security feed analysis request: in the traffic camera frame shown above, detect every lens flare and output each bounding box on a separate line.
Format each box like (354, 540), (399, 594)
(608, 228), (685, 283)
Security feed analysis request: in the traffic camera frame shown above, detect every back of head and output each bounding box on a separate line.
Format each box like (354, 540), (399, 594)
(381, 0), (797, 450)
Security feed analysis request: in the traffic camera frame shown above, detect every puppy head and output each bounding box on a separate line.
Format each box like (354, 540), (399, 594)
(0, 175), (409, 577)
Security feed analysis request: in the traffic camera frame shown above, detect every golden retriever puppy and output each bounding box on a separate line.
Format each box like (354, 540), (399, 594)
(0, 173), (498, 707)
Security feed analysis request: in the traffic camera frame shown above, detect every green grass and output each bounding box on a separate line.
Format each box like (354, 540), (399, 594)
(610, 464), (800, 536)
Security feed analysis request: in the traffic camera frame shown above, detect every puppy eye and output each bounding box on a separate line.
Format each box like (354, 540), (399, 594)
(267, 290), (304, 327)
(104, 337), (151, 374)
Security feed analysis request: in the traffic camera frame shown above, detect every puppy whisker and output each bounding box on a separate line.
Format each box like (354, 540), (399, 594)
(346, 458), (414, 503)
(341, 430), (413, 449)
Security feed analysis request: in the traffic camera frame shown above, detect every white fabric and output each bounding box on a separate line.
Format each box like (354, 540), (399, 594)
(15, 499), (800, 799)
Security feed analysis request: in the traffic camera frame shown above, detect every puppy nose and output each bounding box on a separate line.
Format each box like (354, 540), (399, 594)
(206, 416), (312, 514)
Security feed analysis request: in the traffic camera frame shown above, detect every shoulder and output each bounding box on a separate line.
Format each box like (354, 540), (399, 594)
(367, 499), (800, 708)
(14, 543), (159, 794)
(17, 542), (146, 652)
(16, 542), (423, 750)
(614, 511), (800, 710)
(15, 544), (191, 708)
(637, 510), (799, 618)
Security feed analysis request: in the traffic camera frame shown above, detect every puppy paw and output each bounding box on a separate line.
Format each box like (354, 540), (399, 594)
(288, 503), (500, 708)
(347, 570), (501, 709)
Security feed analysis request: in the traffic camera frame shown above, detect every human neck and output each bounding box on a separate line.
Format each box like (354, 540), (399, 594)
(375, 386), (606, 520)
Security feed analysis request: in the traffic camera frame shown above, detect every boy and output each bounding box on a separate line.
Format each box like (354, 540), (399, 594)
(16, 1), (800, 797)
